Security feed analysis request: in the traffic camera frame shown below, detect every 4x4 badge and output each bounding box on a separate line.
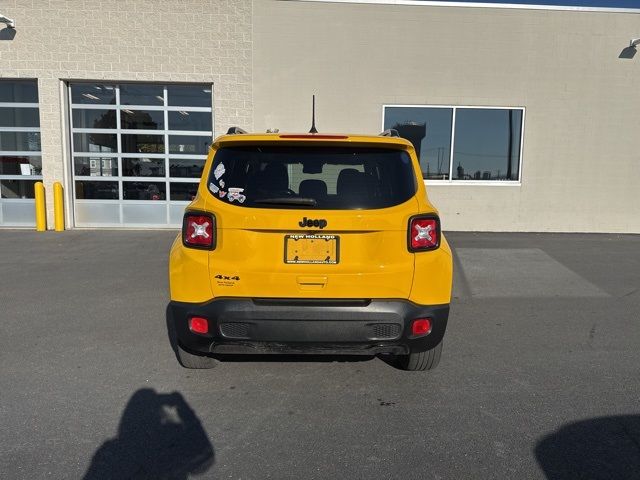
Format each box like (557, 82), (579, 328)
(298, 217), (327, 229)
(215, 274), (240, 281)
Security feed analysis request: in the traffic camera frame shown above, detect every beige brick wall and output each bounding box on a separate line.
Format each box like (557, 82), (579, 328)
(0, 0), (252, 226)
(254, 1), (640, 233)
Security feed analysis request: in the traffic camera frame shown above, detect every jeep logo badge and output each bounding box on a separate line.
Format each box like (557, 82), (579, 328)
(298, 217), (327, 229)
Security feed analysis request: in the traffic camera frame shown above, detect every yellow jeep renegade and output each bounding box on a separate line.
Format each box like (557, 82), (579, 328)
(168, 129), (453, 371)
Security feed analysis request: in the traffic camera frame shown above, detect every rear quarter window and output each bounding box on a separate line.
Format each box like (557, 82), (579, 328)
(207, 145), (417, 210)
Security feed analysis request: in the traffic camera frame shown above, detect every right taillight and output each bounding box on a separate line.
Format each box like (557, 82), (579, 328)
(411, 318), (432, 336)
(182, 211), (216, 249)
(408, 215), (440, 251)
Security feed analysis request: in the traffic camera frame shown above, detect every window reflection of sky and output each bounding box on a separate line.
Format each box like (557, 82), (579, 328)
(384, 107), (452, 180)
(453, 109), (522, 181)
(384, 106), (523, 181)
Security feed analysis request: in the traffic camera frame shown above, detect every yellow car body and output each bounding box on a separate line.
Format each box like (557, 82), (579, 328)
(168, 132), (452, 370)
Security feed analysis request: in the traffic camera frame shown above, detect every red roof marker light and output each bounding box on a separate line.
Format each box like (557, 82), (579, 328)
(279, 134), (349, 140)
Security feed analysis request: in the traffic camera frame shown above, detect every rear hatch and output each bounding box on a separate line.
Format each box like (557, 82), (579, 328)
(206, 143), (419, 299)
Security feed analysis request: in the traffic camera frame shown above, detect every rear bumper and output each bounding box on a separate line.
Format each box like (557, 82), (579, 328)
(168, 298), (449, 356)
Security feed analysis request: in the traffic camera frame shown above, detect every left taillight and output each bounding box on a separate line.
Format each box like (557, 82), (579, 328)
(182, 212), (216, 250)
(408, 215), (441, 252)
(188, 316), (209, 335)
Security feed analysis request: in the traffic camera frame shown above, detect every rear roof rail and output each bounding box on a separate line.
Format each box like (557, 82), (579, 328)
(379, 129), (399, 137)
(226, 126), (248, 135)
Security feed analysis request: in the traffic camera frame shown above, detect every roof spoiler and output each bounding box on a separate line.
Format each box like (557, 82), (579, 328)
(226, 126), (247, 135)
(379, 129), (399, 137)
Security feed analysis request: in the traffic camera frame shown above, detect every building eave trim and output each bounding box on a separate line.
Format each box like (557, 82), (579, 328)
(287, 0), (640, 15)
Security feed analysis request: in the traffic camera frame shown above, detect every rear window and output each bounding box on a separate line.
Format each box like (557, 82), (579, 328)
(207, 145), (417, 209)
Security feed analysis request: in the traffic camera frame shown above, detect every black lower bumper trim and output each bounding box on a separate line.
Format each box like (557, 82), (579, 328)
(210, 342), (409, 356)
(168, 298), (449, 355)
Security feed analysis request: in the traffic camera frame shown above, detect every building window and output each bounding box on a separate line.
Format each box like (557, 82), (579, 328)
(383, 105), (524, 183)
(0, 80), (42, 226)
(69, 82), (213, 227)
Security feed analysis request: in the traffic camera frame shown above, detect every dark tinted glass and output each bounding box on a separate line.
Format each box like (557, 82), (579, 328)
(120, 110), (164, 130)
(167, 85), (211, 107)
(123, 181), (166, 200)
(0, 131), (41, 151)
(121, 134), (164, 153)
(384, 107), (452, 180)
(0, 80), (39, 103)
(0, 108), (40, 128)
(70, 84), (116, 104)
(73, 133), (117, 153)
(75, 180), (119, 199)
(170, 182), (198, 201)
(72, 109), (116, 129)
(168, 111), (212, 131)
(120, 84), (164, 106)
(169, 158), (204, 178)
(169, 135), (211, 155)
(208, 146), (417, 210)
(1, 180), (37, 198)
(122, 157), (165, 177)
(0, 156), (42, 175)
(74, 157), (118, 177)
(453, 109), (522, 181)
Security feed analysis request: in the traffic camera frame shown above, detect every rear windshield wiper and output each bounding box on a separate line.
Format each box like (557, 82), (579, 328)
(254, 197), (317, 207)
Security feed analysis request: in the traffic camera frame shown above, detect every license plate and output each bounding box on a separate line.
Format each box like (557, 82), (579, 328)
(284, 234), (340, 264)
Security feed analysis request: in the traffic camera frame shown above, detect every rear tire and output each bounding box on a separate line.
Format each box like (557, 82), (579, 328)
(177, 343), (217, 369)
(395, 341), (442, 371)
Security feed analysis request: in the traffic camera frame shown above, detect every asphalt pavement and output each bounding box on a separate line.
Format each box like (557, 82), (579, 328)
(0, 230), (639, 479)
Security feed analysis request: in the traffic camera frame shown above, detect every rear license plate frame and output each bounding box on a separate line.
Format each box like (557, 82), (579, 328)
(284, 234), (340, 264)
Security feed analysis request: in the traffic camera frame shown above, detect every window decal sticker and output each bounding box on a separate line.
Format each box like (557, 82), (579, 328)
(209, 182), (219, 193)
(228, 187), (246, 203)
(214, 163), (225, 180)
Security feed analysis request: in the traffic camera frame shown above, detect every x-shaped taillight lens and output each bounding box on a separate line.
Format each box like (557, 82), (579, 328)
(409, 216), (440, 251)
(182, 213), (216, 249)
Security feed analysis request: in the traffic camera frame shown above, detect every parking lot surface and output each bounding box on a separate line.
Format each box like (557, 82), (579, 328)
(1, 230), (639, 479)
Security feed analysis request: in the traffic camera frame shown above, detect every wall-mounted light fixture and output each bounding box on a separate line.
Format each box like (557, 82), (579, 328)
(619, 38), (640, 59)
(0, 13), (16, 28)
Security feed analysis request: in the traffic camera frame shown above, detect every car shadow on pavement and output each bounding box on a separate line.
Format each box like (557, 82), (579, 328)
(82, 388), (214, 480)
(535, 415), (640, 480)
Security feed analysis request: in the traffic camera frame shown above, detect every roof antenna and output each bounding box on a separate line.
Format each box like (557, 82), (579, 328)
(309, 95), (318, 134)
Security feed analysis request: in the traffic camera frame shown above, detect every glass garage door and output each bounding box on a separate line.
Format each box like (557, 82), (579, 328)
(69, 82), (213, 227)
(0, 80), (42, 227)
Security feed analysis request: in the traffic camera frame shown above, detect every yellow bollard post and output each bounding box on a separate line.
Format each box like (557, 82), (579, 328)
(53, 182), (65, 231)
(34, 182), (47, 232)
